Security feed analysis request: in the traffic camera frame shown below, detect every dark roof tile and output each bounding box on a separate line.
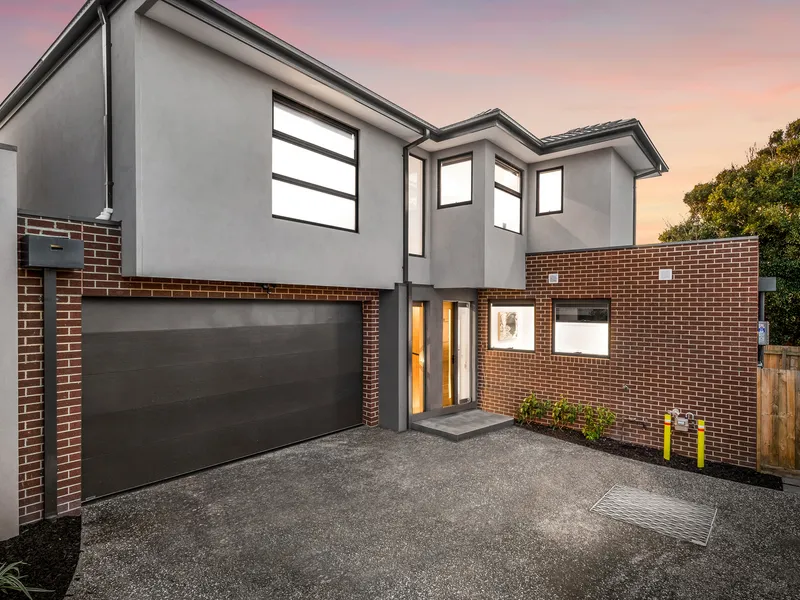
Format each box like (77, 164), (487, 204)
(540, 119), (639, 144)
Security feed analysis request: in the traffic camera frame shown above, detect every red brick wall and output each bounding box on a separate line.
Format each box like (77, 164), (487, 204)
(17, 215), (379, 525)
(478, 238), (759, 467)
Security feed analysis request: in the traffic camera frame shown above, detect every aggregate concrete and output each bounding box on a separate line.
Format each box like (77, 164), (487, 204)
(69, 427), (800, 599)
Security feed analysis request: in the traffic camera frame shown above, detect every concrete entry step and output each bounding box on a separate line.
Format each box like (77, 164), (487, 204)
(782, 477), (800, 495)
(411, 410), (514, 441)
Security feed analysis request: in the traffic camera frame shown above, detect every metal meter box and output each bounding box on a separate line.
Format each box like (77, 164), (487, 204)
(21, 235), (84, 270)
(758, 321), (769, 346)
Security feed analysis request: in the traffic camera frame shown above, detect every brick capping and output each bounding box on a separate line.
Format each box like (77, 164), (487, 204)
(478, 238), (760, 468)
(525, 235), (759, 256)
(17, 215), (379, 525)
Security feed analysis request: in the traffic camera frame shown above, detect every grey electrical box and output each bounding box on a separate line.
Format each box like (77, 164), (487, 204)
(759, 277), (777, 292)
(21, 235), (84, 270)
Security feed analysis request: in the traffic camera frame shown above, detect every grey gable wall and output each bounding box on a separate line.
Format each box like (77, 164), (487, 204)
(0, 27), (105, 218)
(133, 19), (403, 288)
(526, 147), (635, 253)
(0, 147), (18, 540)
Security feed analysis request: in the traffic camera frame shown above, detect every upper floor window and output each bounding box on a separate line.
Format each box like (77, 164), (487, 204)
(438, 153), (472, 207)
(408, 155), (425, 256)
(553, 300), (610, 357)
(271, 95), (358, 231)
(494, 158), (522, 233)
(536, 166), (563, 215)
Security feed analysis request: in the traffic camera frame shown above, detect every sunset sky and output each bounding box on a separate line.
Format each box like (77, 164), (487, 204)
(1, 0), (798, 242)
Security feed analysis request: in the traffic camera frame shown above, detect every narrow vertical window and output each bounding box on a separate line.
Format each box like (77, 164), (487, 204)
(494, 158), (522, 233)
(536, 166), (564, 215)
(408, 155), (425, 256)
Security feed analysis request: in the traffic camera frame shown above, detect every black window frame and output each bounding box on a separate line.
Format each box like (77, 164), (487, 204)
(271, 93), (360, 233)
(487, 299), (536, 354)
(437, 152), (473, 209)
(535, 166), (564, 216)
(493, 157), (524, 234)
(551, 299), (611, 358)
(408, 153), (426, 257)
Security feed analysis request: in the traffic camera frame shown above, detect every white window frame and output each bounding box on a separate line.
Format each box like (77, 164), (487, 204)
(271, 94), (358, 232)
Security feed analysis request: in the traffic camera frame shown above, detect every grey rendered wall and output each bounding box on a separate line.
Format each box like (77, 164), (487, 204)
(111, 0), (139, 275)
(378, 285), (408, 431)
(0, 28), (104, 219)
(484, 143), (526, 290)
(526, 148), (616, 253)
(134, 19), (403, 289)
(408, 147), (432, 286)
(430, 142), (488, 288)
(0, 147), (18, 540)
(609, 150), (635, 246)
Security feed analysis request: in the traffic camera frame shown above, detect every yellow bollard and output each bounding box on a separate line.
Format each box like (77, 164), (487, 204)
(663, 413), (671, 461)
(697, 420), (705, 469)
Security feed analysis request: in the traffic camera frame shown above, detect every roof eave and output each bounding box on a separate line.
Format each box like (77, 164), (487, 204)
(175, 0), (434, 137)
(541, 121), (669, 173)
(0, 0), (668, 176)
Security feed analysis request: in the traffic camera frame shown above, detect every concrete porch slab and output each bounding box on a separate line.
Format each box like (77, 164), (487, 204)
(410, 409), (513, 441)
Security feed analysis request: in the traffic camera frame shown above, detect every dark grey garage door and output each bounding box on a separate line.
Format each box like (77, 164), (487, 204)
(82, 298), (363, 500)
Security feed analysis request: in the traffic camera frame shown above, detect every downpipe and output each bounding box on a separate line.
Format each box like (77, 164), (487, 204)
(96, 3), (114, 220)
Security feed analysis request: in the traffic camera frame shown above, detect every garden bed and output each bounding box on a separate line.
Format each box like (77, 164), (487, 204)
(0, 517), (81, 599)
(517, 422), (783, 490)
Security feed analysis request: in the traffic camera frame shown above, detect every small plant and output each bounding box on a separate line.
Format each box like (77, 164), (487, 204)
(582, 405), (617, 441)
(550, 395), (579, 429)
(0, 562), (50, 598)
(516, 391), (551, 425)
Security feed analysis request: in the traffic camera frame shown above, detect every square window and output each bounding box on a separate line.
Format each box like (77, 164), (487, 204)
(494, 159), (522, 233)
(489, 302), (535, 351)
(536, 167), (563, 215)
(438, 154), (472, 207)
(553, 300), (610, 357)
(272, 95), (358, 231)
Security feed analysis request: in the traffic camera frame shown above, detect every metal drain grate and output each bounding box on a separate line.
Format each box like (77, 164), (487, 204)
(590, 485), (717, 546)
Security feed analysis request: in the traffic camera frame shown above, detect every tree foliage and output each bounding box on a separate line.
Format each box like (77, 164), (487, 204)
(660, 119), (800, 345)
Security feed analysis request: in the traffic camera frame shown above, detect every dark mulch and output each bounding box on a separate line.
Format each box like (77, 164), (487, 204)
(0, 517), (81, 599)
(517, 422), (783, 490)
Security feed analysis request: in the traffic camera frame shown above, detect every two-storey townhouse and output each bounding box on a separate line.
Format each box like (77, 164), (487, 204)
(0, 0), (759, 538)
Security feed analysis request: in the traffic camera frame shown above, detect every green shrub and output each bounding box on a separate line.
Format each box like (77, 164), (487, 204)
(582, 405), (616, 440)
(0, 562), (50, 599)
(550, 395), (579, 429)
(516, 391), (551, 425)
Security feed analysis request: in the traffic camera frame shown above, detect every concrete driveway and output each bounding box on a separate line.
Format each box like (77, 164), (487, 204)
(69, 427), (800, 600)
